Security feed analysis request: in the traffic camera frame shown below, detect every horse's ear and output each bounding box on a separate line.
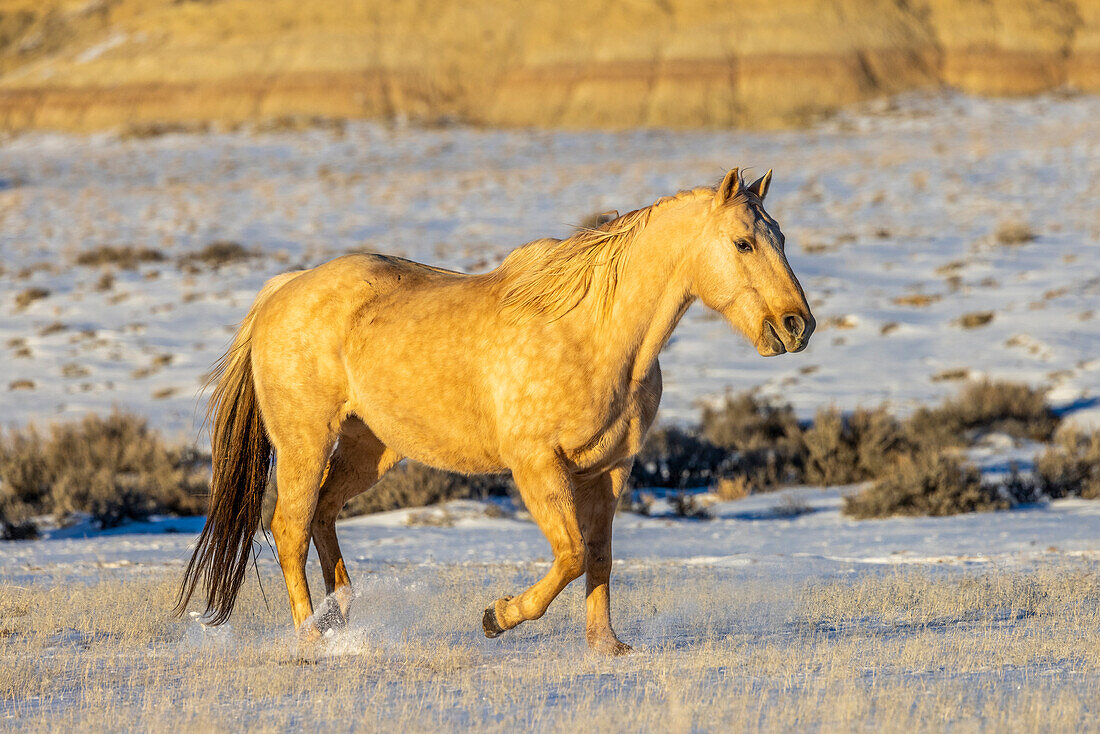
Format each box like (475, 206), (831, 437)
(714, 168), (741, 206)
(748, 169), (773, 200)
(595, 210), (619, 226)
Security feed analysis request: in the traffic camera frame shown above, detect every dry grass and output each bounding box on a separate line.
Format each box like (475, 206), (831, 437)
(892, 294), (940, 307)
(1, 561), (1097, 732)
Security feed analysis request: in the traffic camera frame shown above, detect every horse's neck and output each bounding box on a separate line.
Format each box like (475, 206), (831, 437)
(585, 200), (700, 385)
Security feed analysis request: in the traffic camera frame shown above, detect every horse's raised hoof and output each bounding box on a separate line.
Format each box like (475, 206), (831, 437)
(315, 599), (347, 634)
(482, 596), (513, 639)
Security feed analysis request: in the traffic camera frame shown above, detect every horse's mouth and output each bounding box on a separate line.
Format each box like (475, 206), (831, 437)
(758, 321), (787, 356)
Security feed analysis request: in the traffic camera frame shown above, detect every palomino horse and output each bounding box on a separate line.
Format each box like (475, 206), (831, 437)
(176, 168), (814, 654)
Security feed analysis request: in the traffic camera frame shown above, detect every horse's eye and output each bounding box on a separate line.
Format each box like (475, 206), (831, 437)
(735, 240), (753, 253)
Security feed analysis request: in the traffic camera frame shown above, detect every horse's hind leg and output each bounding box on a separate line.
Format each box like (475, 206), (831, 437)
(482, 455), (585, 637)
(311, 416), (401, 629)
(576, 461), (632, 655)
(268, 420), (338, 640)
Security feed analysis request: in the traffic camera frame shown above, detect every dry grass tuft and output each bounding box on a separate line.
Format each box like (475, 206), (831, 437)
(0, 412), (207, 533)
(576, 210), (620, 230)
(179, 241), (254, 270)
(893, 293), (940, 307)
(994, 220), (1037, 245)
(74, 245), (165, 269)
(932, 368), (970, 382)
(956, 311), (995, 329)
(14, 287), (49, 309)
(713, 476), (750, 500)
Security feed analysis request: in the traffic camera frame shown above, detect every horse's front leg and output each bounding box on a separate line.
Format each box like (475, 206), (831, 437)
(482, 454), (585, 638)
(576, 461), (633, 655)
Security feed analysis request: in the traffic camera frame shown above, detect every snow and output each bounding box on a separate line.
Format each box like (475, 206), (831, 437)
(1, 92), (1097, 441)
(1, 91), (1098, 731)
(3, 490), (1097, 586)
(1, 88), (1097, 616)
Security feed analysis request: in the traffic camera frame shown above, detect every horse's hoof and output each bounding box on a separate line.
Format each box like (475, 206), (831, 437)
(482, 596), (513, 639)
(587, 633), (634, 656)
(294, 620), (325, 660)
(315, 601), (347, 634)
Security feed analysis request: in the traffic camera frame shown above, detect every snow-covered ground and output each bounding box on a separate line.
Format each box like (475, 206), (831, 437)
(3, 488), (1099, 585)
(1, 92), (1098, 441)
(3, 92), (1099, 730)
(3, 489), (1099, 731)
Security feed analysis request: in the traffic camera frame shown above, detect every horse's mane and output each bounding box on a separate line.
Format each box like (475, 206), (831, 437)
(495, 186), (719, 322)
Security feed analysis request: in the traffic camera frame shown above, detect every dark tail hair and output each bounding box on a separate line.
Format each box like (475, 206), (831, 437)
(175, 272), (299, 624)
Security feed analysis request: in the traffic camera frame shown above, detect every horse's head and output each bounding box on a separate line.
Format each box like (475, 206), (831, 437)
(690, 168), (815, 356)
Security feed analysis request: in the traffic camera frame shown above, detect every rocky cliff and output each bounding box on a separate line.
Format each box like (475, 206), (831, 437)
(0, 0), (1094, 131)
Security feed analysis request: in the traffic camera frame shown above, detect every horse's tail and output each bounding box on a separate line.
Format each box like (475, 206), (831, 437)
(174, 271), (302, 625)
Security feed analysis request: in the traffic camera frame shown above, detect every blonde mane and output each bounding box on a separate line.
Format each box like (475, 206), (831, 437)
(496, 186), (717, 321)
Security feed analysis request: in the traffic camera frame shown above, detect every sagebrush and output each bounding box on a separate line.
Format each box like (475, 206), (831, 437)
(0, 412), (207, 536)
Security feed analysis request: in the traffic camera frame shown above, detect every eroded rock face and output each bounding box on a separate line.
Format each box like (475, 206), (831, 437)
(0, 0), (1095, 132)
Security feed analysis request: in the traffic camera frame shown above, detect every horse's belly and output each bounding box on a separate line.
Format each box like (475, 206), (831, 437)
(349, 370), (506, 475)
(365, 412), (506, 474)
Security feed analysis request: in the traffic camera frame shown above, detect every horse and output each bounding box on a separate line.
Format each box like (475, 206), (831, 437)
(175, 168), (815, 654)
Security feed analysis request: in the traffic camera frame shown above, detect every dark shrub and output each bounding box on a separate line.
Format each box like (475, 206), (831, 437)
(0, 412), (208, 533)
(843, 451), (1007, 519)
(701, 392), (801, 451)
(802, 408), (859, 486)
(700, 392), (807, 488)
(340, 462), (515, 518)
(907, 380), (1057, 445)
(803, 406), (911, 486)
(1034, 428), (1100, 500)
(630, 426), (731, 490)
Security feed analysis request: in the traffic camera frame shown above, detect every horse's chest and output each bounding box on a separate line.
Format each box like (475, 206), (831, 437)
(561, 371), (661, 471)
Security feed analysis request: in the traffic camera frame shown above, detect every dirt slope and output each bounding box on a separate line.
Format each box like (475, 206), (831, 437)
(0, 0), (1094, 131)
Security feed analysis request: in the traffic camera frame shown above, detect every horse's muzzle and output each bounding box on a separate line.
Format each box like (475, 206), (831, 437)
(759, 320), (787, 356)
(759, 312), (815, 356)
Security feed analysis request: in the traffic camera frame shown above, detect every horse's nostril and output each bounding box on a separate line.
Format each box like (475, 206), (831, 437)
(782, 314), (805, 338)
